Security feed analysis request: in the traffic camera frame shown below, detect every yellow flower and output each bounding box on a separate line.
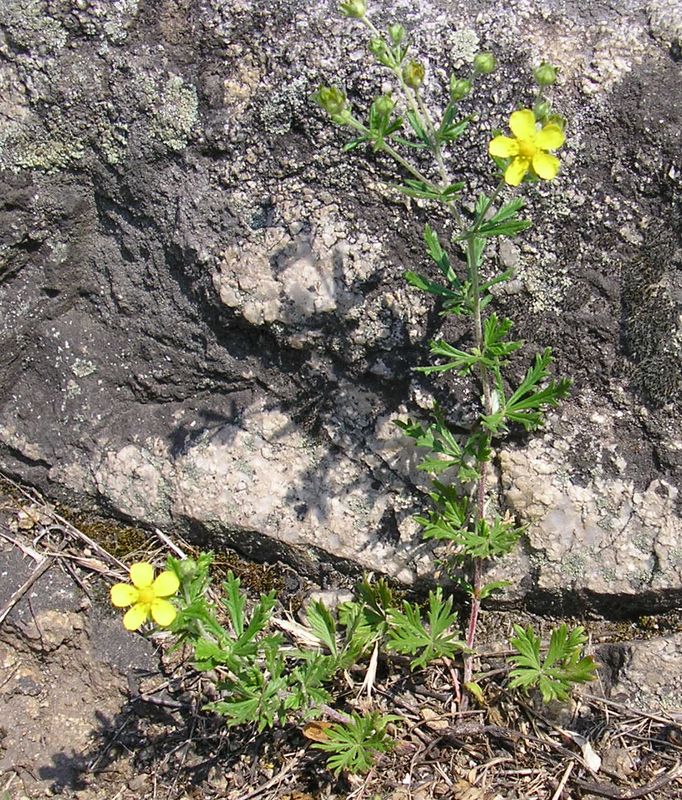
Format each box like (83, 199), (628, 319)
(110, 562), (179, 631)
(489, 109), (565, 186)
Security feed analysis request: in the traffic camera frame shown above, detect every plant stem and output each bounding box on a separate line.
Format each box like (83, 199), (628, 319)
(459, 181), (505, 694)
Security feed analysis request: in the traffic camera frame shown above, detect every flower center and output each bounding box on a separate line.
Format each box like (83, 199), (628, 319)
(517, 138), (537, 158)
(137, 587), (155, 606)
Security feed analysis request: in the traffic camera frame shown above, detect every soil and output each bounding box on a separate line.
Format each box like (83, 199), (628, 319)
(1, 478), (682, 800)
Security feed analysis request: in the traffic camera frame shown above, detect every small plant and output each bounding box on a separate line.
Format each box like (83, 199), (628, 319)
(110, 557), (463, 772)
(109, 0), (599, 779)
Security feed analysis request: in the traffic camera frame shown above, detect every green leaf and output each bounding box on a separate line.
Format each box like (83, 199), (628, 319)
(428, 515), (523, 561)
(416, 338), (484, 375)
(482, 348), (571, 434)
(306, 600), (338, 656)
(406, 110), (430, 146)
(387, 588), (464, 669)
(223, 571), (246, 636)
(509, 624), (598, 703)
(313, 712), (398, 775)
(396, 410), (488, 481)
(464, 681), (486, 705)
(396, 179), (465, 202)
(479, 579), (512, 599)
(438, 117), (471, 143)
(404, 271), (461, 301)
(483, 313), (523, 361)
(424, 224), (459, 285)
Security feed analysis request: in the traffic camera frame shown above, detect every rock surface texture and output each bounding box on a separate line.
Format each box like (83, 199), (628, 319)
(0, 0), (680, 612)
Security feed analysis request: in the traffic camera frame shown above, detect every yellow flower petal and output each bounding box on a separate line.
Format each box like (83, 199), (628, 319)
(123, 603), (150, 631)
(152, 571), (180, 597)
(150, 598), (177, 627)
(110, 583), (139, 607)
(509, 109), (537, 140)
(535, 124), (565, 151)
(504, 157), (531, 186)
(532, 151), (560, 180)
(130, 562), (154, 588)
(489, 135), (520, 158)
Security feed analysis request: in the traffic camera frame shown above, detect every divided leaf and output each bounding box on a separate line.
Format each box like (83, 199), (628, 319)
(509, 624), (598, 703)
(387, 588), (464, 669)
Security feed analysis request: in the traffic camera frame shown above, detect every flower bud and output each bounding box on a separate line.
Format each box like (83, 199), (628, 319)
(177, 559), (197, 580)
(369, 37), (385, 57)
(314, 85), (347, 118)
(373, 93), (396, 117)
(339, 0), (366, 18)
(402, 60), (425, 89)
(388, 23), (405, 45)
(449, 76), (472, 101)
(533, 99), (551, 121)
(534, 61), (558, 86)
(473, 51), (496, 74)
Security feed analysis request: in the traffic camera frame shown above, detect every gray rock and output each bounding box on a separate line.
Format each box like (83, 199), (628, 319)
(0, 0), (679, 615)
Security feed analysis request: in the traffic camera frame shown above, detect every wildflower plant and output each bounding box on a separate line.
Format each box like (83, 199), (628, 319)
(315, 2), (595, 699)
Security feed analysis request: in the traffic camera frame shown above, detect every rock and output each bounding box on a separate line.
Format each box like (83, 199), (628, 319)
(606, 633), (682, 712)
(0, 0), (679, 616)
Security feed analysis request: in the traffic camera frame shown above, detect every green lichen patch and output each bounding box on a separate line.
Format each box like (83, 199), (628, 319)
(2, 0), (68, 54)
(150, 74), (199, 152)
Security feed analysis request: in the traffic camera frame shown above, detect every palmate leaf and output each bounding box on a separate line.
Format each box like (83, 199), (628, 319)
(458, 516), (525, 559)
(509, 624), (598, 703)
(483, 348), (571, 433)
(483, 313), (523, 360)
(313, 712), (398, 775)
(387, 588), (464, 669)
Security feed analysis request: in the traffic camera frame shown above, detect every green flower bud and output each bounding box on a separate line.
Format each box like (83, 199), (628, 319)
(546, 113), (566, 131)
(177, 559), (198, 580)
(402, 60), (425, 89)
(373, 93), (396, 117)
(339, 0), (367, 18)
(473, 51), (496, 74)
(534, 61), (558, 86)
(388, 23), (405, 45)
(315, 85), (347, 118)
(533, 99), (551, 121)
(449, 76), (472, 101)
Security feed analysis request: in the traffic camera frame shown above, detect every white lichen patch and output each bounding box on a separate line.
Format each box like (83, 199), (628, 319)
(213, 197), (385, 342)
(499, 430), (681, 595)
(150, 75), (199, 151)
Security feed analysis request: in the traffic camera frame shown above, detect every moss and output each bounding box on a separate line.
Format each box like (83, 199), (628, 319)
(57, 506), (150, 559)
